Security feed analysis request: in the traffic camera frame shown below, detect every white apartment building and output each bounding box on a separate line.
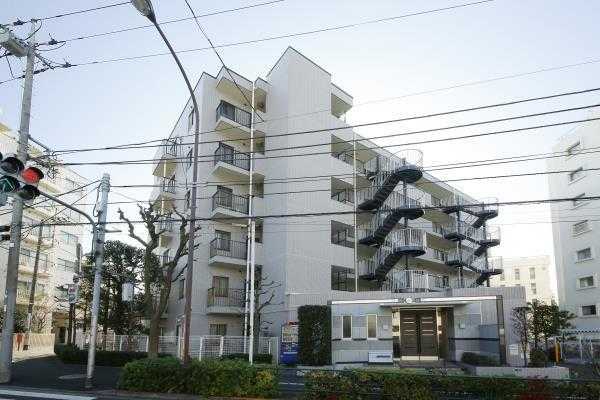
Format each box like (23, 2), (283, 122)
(0, 122), (87, 341)
(151, 47), (526, 365)
(490, 255), (556, 304)
(547, 117), (600, 331)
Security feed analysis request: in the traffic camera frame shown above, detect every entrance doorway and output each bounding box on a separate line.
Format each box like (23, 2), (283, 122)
(392, 309), (438, 360)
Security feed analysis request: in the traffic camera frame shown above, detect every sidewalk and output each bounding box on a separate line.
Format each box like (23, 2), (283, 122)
(12, 347), (55, 362)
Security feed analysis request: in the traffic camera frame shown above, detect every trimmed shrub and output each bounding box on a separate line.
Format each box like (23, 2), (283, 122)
(298, 305), (331, 366)
(461, 352), (500, 366)
(54, 344), (158, 367)
(220, 353), (273, 364)
(529, 348), (548, 367)
(119, 357), (278, 398)
(304, 370), (600, 400)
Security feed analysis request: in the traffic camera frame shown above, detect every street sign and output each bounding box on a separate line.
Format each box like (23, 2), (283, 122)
(67, 284), (79, 304)
(122, 282), (134, 302)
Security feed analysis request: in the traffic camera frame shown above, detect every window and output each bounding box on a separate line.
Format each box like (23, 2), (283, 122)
(566, 141), (582, 157)
(572, 220), (590, 236)
(581, 305), (597, 317)
(367, 315), (377, 339)
(331, 266), (355, 292)
(342, 315), (352, 339)
(514, 268), (520, 280)
(61, 231), (78, 245)
(187, 109), (194, 131)
(529, 267), (536, 280)
(57, 258), (77, 272)
(209, 324), (227, 336)
(530, 283), (537, 295)
(576, 247), (593, 262)
(573, 193), (587, 208)
(213, 276), (229, 297)
(579, 276), (595, 289)
(178, 279), (185, 299)
(215, 230), (231, 251)
(186, 148), (193, 169)
(568, 167), (585, 183)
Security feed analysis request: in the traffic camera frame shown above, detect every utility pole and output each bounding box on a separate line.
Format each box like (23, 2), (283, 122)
(72, 243), (82, 345)
(85, 173), (110, 389)
(23, 224), (44, 351)
(0, 22), (37, 384)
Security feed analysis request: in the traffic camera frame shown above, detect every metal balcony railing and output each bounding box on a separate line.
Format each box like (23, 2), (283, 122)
(209, 238), (247, 260)
(214, 144), (251, 171)
(331, 151), (366, 174)
(158, 218), (173, 232)
(471, 256), (503, 272)
(364, 149), (423, 175)
(160, 178), (176, 194)
(207, 287), (245, 308)
(216, 100), (251, 128)
(331, 189), (354, 204)
(387, 228), (425, 249)
(161, 138), (178, 157)
(331, 229), (355, 248)
(212, 191), (249, 214)
(384, 269), (448, 292)
(447, 247), (476, 265)
(481, 225), (501, 242)
(423, 247), (448, 262)
(357, 186), (423, 209)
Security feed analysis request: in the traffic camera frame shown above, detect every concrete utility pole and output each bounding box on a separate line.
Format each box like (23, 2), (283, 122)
(23, 224), (44, 351)
(0, 22), (36, 384)
(71, 243), (82, 346)
(85, 173), (110, 389)
(247, 84), (257, 364)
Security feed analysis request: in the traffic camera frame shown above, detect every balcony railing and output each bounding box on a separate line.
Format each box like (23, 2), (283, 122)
(332, 151), (366, 174)
(207, 287), (245, 308)
(331, 189), (354, 204)
(214, 144), (251, 171)
(161, 138), (178, 157)
(212, 191), (249, 214)
(209, 238), (247, 260)
(160, 178), (176, 194)
(331, 229), (354, 248)
(216, 100), (251, 128)
(384, 270), (448, 292)
(158, 218), (173, 232)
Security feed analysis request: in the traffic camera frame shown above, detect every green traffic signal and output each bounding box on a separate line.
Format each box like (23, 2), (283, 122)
(0, 176), (20, 193)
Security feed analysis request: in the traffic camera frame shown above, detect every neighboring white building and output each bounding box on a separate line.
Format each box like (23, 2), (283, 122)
(150, 47), (526, 365)
(0, 122), (88, 341)
(547, 116), (600, 330)
(490, 255), (556, 304)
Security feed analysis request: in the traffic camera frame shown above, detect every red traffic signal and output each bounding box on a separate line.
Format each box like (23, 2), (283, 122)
(21, 167), (44, 184)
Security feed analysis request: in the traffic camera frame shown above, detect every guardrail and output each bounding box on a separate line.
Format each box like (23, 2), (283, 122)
(209, 238), (247, 260)
(207, 287), (245, 308)
(216, 100), (251, 128)
(212, 191), (249, 214)
(214, 144), (251, 171)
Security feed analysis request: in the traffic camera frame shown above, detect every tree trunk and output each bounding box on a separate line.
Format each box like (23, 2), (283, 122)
(101, 276), (111, 350)
(147, 312), (161, 358)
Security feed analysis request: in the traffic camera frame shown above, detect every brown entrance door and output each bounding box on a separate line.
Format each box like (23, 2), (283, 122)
(399, 310), (438, 358)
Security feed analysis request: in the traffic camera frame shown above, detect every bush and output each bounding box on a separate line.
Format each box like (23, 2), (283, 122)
(220, 353), (273, 364)
(118, 357), (278, 398)
(461, 352), (500, 366)
(529, 348), (548, 367)
(298, 305), (331, 366)
(54, 344), (157, 367)
(304, 370), (600, 400)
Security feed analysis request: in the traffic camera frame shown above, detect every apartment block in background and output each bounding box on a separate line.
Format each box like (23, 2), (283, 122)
(490, 255), (556, 304)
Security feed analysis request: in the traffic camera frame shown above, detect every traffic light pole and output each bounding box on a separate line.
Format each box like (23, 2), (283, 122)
(0, 22), (36, 384)
(22, 224), (44, 351)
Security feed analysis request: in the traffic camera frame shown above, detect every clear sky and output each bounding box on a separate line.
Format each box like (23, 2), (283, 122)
(2, 0), (600, 294)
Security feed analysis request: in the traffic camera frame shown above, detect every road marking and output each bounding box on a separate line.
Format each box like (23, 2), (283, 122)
(280, 382), (304, 385)
(58, 374), (86, 380)
(0, 389), (95, 400)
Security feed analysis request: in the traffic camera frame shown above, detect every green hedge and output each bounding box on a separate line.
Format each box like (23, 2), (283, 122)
(54, 344), (155, 367)
(461, 352), (500, 366)
(304, 370), (600, 400)
(119, 357), (278, 398)
(220, 353), (273, 364)
(298, 305), (331, 366)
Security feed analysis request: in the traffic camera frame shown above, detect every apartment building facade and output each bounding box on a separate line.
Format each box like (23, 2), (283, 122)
(547, 117), (600, 330)
(489, 255), (556, 304)
(0, 123), (87, 341)
(152, 47), (526, 365)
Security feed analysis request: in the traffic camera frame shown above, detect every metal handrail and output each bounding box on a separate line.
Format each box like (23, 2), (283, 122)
(162, 138), (178, 157)
(331, 229), (354, 248)
(212, 191), (249, 214)
(364, 149), (423, 174)
(331, 151), (366, 174)
(216, 100), (251, 128)
(207, 287), (245, 307)
(214, 144), (251, 171)
(209, 238), (247, 259)
(161, 178), (176, 194)
(385, 269), (447, 292)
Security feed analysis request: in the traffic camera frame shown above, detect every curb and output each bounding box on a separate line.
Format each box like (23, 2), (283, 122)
(97, 390), (286, 400)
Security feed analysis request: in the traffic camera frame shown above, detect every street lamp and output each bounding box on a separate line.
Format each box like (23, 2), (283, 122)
(131, 0), (201, 364)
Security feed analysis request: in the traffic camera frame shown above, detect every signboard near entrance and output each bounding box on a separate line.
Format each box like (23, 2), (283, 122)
(67, 284), (79, 304)
(280, 322), (298, 365)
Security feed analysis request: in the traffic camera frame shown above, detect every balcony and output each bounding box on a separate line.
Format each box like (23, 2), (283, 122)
(331, 188), (354, 205)
(212, 144), (264, 181)
(331, 151), (366, 175)
(211, 191), (249, 219)
(215, 100), (253, 141)
(206, 287), (245, 314)
(209, 238), (247, 268)
(331, 229), (355, 249)
(153, 139), (178, 178)
(150, 177), (177, 206)
(383, 269), (448, 293)
(18, 258), (51, 277)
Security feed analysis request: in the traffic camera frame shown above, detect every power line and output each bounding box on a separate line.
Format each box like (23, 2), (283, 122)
(12, 2), (130, 24)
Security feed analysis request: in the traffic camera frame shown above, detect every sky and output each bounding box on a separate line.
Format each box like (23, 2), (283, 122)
(2, 0), (600, 295)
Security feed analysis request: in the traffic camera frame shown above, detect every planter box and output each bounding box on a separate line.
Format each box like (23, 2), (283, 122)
(472, 366), (570, 379)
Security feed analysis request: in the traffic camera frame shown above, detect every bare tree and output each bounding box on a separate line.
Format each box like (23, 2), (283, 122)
(118, 203), (200, 358)
(512, 306), (531, 367)
(245, 272), (282, 349)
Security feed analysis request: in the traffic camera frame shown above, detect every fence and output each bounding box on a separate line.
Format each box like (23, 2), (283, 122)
(76, 333), (276, 361)
(558, 333), (600, 364)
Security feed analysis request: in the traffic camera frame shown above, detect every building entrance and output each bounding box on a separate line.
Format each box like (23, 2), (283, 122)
(392, 309), (438, 360)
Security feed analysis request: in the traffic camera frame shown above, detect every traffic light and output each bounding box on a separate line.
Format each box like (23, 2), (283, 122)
(0, 225), (10, 241)
(0, 152), (44, 201)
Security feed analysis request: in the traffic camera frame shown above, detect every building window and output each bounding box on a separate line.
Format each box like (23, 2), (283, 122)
(576, 247), (593, 262)
(572, 220), (590, 236)
(514, 268), (520, 280)
(213, 276), (229, 297)
(342, 315), (352, 339)
(57, 258), (77, 272)
(529, 267), (536, 280)
(186, 148), (193, 169)
(331, 265), (355, 292)
(530, 283), (537, 295)
(578, 276), (595, 289)
(209, 324), (227, 336)
(568, 167), (585, 183)
(61, 231), (78, 245)
(367, 315), (377, 339)
(581, 305), (597, 317)
(178, 279), (185, 299)
(573, 193), (587, 208)
(566, 141), (582, 157)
